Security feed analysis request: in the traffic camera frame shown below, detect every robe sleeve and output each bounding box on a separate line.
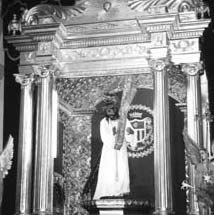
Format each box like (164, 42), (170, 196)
(100, 118), (116, 149)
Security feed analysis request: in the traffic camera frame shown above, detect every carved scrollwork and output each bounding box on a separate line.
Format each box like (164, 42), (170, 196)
(14, 73), (34, 87)
(149, 59), (166, 71)
(128, 0), (203, 13)
(22, 2), (88, 26)
(181, 63), (202, 76)
(33, 64), (60, 78)
(33, 65), (50, 78)
(62, 44), (148, 61)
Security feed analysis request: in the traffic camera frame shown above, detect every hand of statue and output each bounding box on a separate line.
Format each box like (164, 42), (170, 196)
(112, 127), (117, 136)
(114, 143), (122, 150)
(126, 127), (134, 135)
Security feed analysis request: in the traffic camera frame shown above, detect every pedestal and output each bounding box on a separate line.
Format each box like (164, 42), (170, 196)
(82, 198), (154, 215)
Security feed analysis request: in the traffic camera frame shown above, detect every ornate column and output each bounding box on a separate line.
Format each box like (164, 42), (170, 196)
(14, 74), (34, 215)
(182, 63), (203, 147)
(151, 60), (173, 214)
(182, 63), (203, 215)
(33, 65), (57, 215)
(200, 71), (212, 154)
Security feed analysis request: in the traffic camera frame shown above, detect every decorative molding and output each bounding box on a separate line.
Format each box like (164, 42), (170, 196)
(20, 52), (36, 64)
(22, 23), (67, 45)
(128, 0), (203, 14)
(15, 43), (38, 52)
(63, 33), (149, 49)
(61, 43), (149, 61)
(170, 38), (199, 54)
(60, 63), (151, 78)
(171, 30), (205, 39)
(66, 20), (140, 34)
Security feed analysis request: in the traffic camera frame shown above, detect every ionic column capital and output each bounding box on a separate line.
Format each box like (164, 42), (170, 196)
(181, 62), (203, 76)
(14, 74), (34, 87)
(149, 59), (168, 71)
(33, 65), (51, 78)
(33, 64), (61, 78)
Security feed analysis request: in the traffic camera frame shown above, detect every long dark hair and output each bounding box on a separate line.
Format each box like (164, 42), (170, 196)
(105, 106), (120, 120)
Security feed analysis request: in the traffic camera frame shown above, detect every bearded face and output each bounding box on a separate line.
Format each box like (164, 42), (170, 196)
(105, 106), (119, 120)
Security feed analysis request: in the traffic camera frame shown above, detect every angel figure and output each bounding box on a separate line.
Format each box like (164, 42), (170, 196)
(0, 135), (14, 179)
(0, 135), (14, 210)
(182, 129), (214, 215)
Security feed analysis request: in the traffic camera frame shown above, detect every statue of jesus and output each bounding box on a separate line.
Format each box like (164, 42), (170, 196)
(93, 95), (130, 200)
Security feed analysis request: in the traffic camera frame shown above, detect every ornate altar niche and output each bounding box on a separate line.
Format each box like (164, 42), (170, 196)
(5, 0), (212, 214)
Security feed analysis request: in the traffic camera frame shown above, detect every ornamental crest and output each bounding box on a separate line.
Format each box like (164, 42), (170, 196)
(125, 105), (154, 158)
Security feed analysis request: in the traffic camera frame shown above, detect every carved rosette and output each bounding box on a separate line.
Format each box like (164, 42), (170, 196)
(181, 63), (202, 76)
(14, 74), (34, 87)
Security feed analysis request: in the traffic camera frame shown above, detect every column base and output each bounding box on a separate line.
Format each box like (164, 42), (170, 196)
(153, 209), (174, 215)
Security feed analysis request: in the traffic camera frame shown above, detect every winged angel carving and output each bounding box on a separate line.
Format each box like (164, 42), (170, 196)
(182, 128), (214, 213)
(0, 135), (14, 179)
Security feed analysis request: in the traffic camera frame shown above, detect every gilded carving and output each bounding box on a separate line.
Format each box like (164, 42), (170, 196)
(33, 65), (50, 78)
(21, 52), (36, 64)
(21, 2), (88, 26)
(181, 63), (202, 76)
(128, 0), (202, 13)
(14, 73), (34, 87)
(37, 42), (52, 55)
(61, 44), (148, 61)
(63, 34), (149, 49)
(67, 20), (138, 33)
(170, 39), (199, 54)
(149, 59), (166, 71)
(172, 31), (206, 40)
(151, 32), (167, 47)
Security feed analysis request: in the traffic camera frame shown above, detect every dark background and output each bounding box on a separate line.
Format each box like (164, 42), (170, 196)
(2, 0), (214, 215)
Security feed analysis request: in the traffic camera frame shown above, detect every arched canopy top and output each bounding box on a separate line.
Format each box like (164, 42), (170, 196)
(22, 0), (207, 25)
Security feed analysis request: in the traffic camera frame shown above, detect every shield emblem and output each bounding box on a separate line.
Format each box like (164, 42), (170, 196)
(126, 117), (153, 151)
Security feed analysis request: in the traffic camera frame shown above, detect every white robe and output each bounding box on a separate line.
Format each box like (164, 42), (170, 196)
(93, 118), (130, 200)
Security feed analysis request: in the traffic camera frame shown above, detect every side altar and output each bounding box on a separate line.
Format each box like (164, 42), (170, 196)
(5, 0), (213, 214)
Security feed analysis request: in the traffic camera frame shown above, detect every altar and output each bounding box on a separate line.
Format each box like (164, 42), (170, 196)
(5, 0), (212, 214)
